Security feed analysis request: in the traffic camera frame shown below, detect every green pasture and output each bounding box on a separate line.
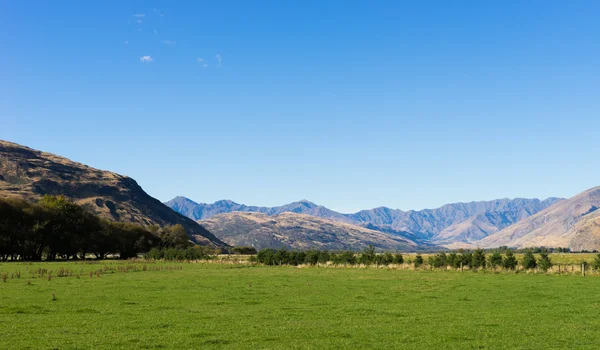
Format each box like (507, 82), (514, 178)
(1, 260), (599, 349)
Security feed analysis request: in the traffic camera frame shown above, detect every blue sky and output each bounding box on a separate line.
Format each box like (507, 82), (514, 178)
(1, 1), (599, 213)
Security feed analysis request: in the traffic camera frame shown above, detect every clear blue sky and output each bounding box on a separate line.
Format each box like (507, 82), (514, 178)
(2, 1), (599, 213)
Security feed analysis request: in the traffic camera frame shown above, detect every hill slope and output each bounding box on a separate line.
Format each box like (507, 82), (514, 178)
(0, 140), (224, 246)
(476, 187), (600, 250)
(198, 212), (432, 251)
(167, 196), (561, 244)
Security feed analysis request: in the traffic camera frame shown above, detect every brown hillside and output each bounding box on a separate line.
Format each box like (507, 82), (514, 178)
(0, 140), (224, 246)
(199, 211), (437, 251)
(476, 187), (600, 250)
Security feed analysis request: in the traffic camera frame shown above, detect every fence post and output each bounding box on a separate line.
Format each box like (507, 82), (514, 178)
(582, 263), (586, 276)
(558, 264), (560, 274)
(460, 262), (463, 272)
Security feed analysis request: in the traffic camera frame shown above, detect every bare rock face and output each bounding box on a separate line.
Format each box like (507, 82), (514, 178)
(476, 187), (600, 250)
(199, 212), (436, 251)
(0, 140), (224, 246)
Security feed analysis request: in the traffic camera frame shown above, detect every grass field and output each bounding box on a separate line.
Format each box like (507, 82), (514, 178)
(2, 261), (600, 349)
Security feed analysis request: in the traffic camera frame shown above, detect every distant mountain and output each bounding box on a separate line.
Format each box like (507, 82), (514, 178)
(0, 140), (225, 246)
(166, 196), (562, 245)
(165, 197), (352, 223)
(476, 187), (600, 250)
(198, 212), (433, 251)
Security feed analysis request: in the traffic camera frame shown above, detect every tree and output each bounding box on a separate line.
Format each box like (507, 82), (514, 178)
(446, 252), (459, 268)
(232, 246), (257, 255)
(502, 249), (518, 270)
(471, 249), (486, 269)
(488, 252), (503, 268)
(160, 224), (192, 249)
(537, 252), (552, 272)
(521, 250), (537, 270)
(592, 254), (600, 271)
(392, 253), (404, 264)
(459, 252), (473, 268)
(414, 254), (424, 268)
(257, 248), (276, 265)
(429, 252), (447, 268)
(360, 245), (376, 265)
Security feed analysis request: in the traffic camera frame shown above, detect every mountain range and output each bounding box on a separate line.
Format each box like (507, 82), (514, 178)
(2, 139), (599, 251)
(478, 186), (600, 250)
(0, 140), (224, 246)
(199, 212), (433, 251)
(166, 196), (562, 246)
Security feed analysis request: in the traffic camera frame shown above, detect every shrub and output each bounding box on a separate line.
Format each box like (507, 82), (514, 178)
(256, 249), (276, 266)
(488, 252), (503, 268)
(429, 252), (447, 268)
(521, 250), (537, 269)
(304, 251), (319, 265)
(414, 254), (424, 268)
(471, 249), (486, 269)
(392, 253), (404, 264)
(592, 254), (600, 271)
(502, 250), (518, 270)
(538, 252), (552, 272)
(232, 246), (257, 255)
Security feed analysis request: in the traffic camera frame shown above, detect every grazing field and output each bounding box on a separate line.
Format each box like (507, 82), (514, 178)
(2, 261), (600, 349)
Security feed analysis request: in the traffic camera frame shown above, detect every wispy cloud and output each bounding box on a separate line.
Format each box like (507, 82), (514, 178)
(216, 54), (222, 67)
(133, 14), (145, 18)
(137, 19), (143, 24)
(153, 8), (165, 17)
(162, 40), (176, 45)
(140, 56), (153, 63)
(197, 58), (208, 68)
(124, 40), (129, 45)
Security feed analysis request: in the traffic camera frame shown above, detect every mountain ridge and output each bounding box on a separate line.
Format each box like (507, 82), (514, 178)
(476, 187), (600, 250)
(0, 140), (225, 246)
(198, 211), (436, 251)
(166, 196), (562, 245)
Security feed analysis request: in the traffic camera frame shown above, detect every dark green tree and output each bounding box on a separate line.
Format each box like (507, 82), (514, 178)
(488, 252), (503, 268)
(392, 253), (404, 264)
(414, 254), (424, 268)
(502, 249), (518, 270)
(522, 250), (537, 269)
(592, 254), (600, 271)
(537, 252), (552, 272)
(471, 248), (486, 269)
(429, 252), (447, 268)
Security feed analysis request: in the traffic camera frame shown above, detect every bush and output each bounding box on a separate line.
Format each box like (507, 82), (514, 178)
(429, 252), (447, 268)
(414, 254), (424, 268)
(392, 253), (404, 264)
(592, 254), (600, 271)
(521, 250), (537, 269)
(537, 252), (552, 272)
(488, 252), (503, 268)
(471, 249), (486, 269)
(502, 250), (518, 270)
(232, 246), (258, 255)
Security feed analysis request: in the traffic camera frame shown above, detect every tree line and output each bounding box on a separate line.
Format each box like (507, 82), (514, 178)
(0, 195), (197, 261)
(255, 246), (404, 266)
(254, 246), (568, 271)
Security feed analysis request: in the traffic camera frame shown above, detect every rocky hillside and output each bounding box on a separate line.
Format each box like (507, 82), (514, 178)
(0, 140), (224, 246)
(198, 212), (433, 251)
(167, 196), (562, 245)
(476, 187), (600, 250)
(165, 197), (351, 223)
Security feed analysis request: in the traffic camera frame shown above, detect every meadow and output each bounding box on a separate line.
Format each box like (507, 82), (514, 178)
(1, 260), (600, 349)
